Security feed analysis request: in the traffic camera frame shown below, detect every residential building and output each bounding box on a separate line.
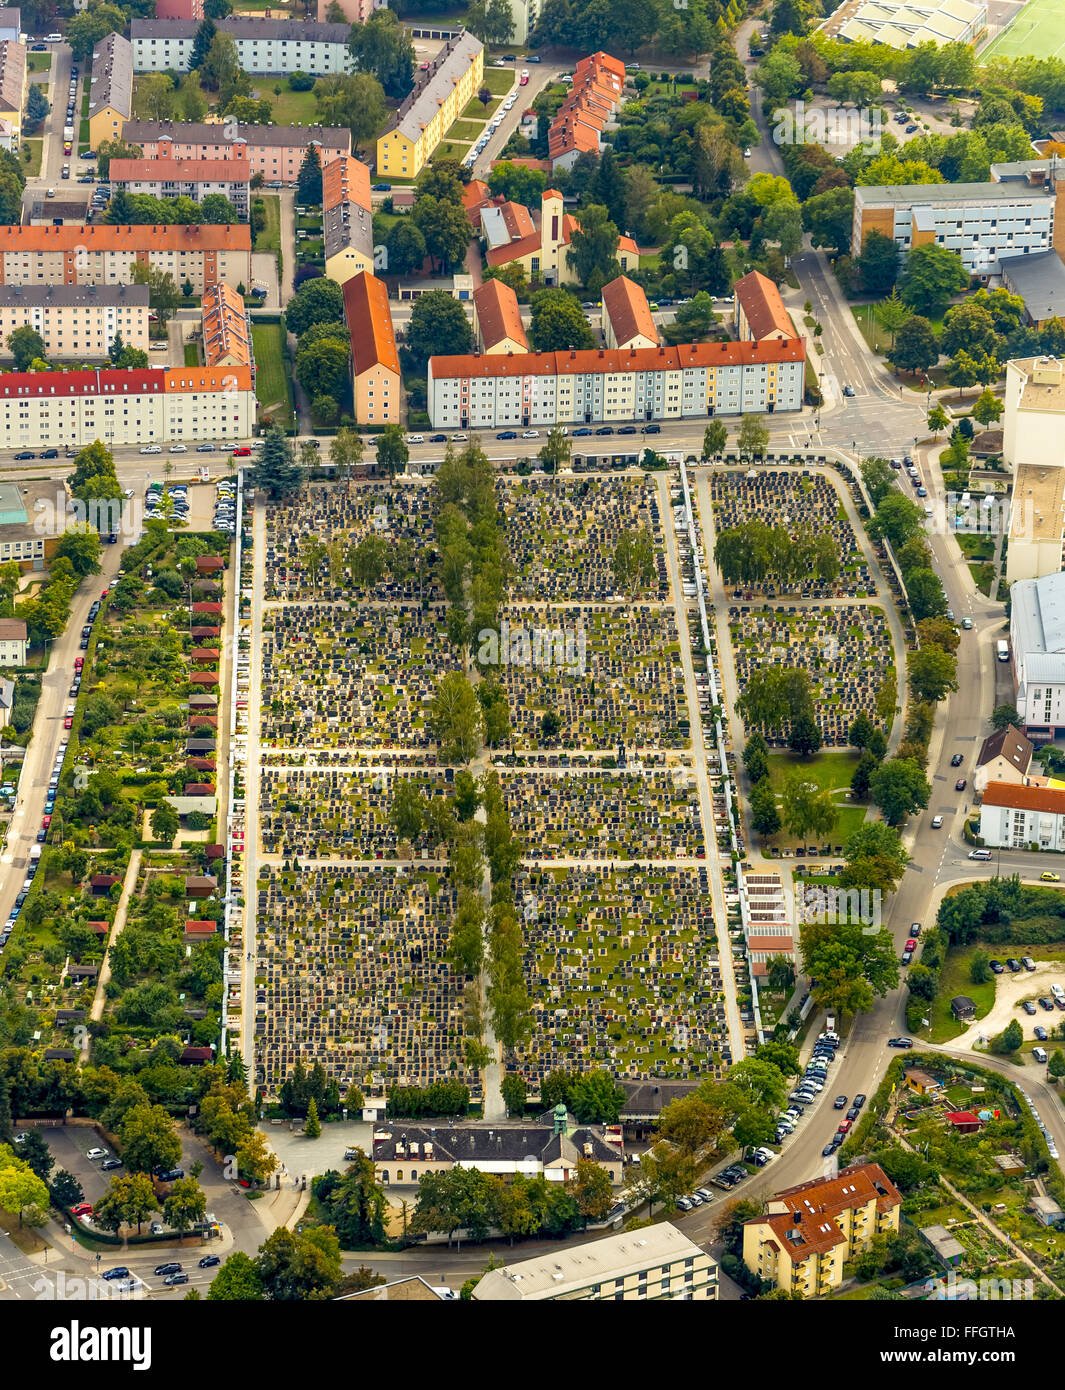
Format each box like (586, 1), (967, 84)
(473, 1223), (717, 1301)
(0, 284), (150, 360)
(427, 337), (806, 430)
(851, 168), (1065, 276)
(343, 270), (399, 426)
(316, 0), (386, 20)
(734, 269), (798, 343)
(979, 781), (1065, 849)
(0, 479), (60, 570)
(154, 0), (203, 18)
(484, 188), (640, 287)
(322, 154), (374, 287)
(0, 365), (255, 450)
(372, 1114), (624, 1188)
(376, 31), (484, 181)
(121, 121), (351, 185)
(108, 150), (251, 219)
(0, 39), (24, 146)
(974, 723), (1034, 794)
(0, 223), (252, 296)
(548, 51), (625, 171)
(743, 1164), (903, 1296)
(336, 1276), (448, 1302)
(819, 0), (986, 47)
(0, 10), (19, 44)
(504, 0), (540, 45)
(1005, 460), (1065, 583)
(602, 274), (658, 350)
(130, 18), (354, 75)
(1004, 355), (1065, 471)
(0, 617), (26, 664)
(473, 278), (527, 355)
(201, 281), (252, 370)
(1011, 570), (1065, 735)
(88, 32), (132, 149)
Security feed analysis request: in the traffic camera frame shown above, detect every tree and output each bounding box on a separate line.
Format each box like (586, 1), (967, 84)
(235, 1130), (277, 1187)
(781, 772), (836, 850)
(802, 186), (854, 254)
(703, 420), (728, 459)
(313, 1153), (387, 1245)
(909, 645), (958, 703)
(892, 315), (939, 375)
(118, 1103), (181, 1175)
(969, 949), (992, 985)
(150, 800), (180, 847)
(466, 0), (516, 45)
(315, 72), (386, 153)
(256, 1226), (342, 1300)
(569, 1070), (626, 1124)
(916, 617), (959, 655)
(528, 288), (595, 352)
(430, 672), (482, 764)
(737, 413), (769, 457)
(870, 757), (931, 826)
(375, 424), (409, 479)
(252, 428), (302, 499)
(385, 219), (427, 275)
(566, 203), (620, 286)
(129, 262), (180, 328)
(50, 1170), (83, 1209)
(24, 81), (49, 134)
(296, 145), (323, 206)
(900, 243), (969, 318)
(405, 291), (474, 367)
(348, 7), (415, 100)
(410, 195), (470, 274)
(749, 776), (781, 837)
(54, 526), (101, 577)
(304, 1097), (321, 1138)
(286, 278), (345, 338)
(566, 1157), (613, 1225)
(95, 1171), (157, 1234)
(207, 1250), (265, 1300)
(801, 917), (900, 1016)
(7, 326), (45, 371)
(991, 1018), (1023, 1055)
(972, 387), (1004, 428)
(927, 402), (949, 438)
(991, 704), (1020, 731)
(788, 710), (823, 757)
(188, 17), (218, 70)
(501, 1074), (526, 1117)
(876, 288), (911, 350)
(857, 230), (900, 296)
(1049, 1050), (1065, 1084)
(744, 732), (769, 783)
(164, 1176), (207, 1233)
(67, 3), (127, 62)
(296, 335), (350, 402)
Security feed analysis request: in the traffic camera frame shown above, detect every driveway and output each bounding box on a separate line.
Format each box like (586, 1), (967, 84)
(950, 963), (1065, 1051)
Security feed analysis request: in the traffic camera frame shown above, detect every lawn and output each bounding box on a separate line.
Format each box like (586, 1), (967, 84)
(925, 943), (999, 1043)
(184, 342), (200, 367)
(447, 118), (487, 141)
(852, 303), (945, 355)
(483, 68), (519, 95)
(253, 193), (280, 255)
(251, 322), (293, 430)
(462, 95), (500, 118)
(982, 0), (1065, 62)
(27, 52), (51, 73)
(766, 751), (860, 795)
(436, 140), (472, 160)
(257, 86), (318, 127)
(21, 140), (42, 177)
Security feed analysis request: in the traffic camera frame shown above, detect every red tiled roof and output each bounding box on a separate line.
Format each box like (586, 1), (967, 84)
(473, 278), (527, 351)
(322, 153), (371, 213)
(485, 229), (542, 268)
(343, 270), (400, 378)
(983, 782), (1065, 814)
(428, 337), (807, 379)
(601, 274), (657, 347)
(734, 269), (797, 341)
(746, 935), (794, 951)
(110, 156), (250, 184)
(0, 223), (251, 253)
(185, 920), (217, 934)
(192, 602), (223, 614)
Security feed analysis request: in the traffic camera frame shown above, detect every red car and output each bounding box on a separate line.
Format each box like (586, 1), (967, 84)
(233, 446), (251, 457)
(70, 1203), (93, 1218)
(74, 657), (84, 671)
(64, 716), (73, 729)
(905, 938), (917, 952)
(837, 1120), (852, 1135)
(42, 815), (51, 828)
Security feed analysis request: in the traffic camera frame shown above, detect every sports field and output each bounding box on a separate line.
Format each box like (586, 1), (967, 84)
(982, 0), (1065, 62)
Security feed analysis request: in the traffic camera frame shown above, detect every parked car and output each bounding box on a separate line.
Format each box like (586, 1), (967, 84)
(955, 777), (967, 791)
(1035, 1026), (1048, 1041)
(101, 1158), (123, 1170)
(86, 1147), (108, 1161)
(1007, 958), (1022, 973)
(853, 1093), (867, 1108)
(951, 753), (964, 766)
(887, 1037), (913, 1048)
(989, 959), (1004, 974)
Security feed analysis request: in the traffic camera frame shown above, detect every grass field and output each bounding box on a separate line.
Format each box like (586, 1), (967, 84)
(447, 118), (487, 141)
(436, 140), (472, 160)
(253, 194), (280, 254)
(21, 140), (42, 177)
(463, 95), (500, 118)
(27, 52), (51, 73)
(982, 0), (1065, 62)
(252, 322), (293, 430)
(483, 68), (518, 95)
(257, 86), (318, 127)
(184, 342), (200, 367)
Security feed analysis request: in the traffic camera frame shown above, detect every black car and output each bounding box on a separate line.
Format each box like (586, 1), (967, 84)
(989, 959), (1004, 974)
(1035, 1026), (1048, 1041)
(950, 753), (964, 767)
(822, 1142), (839, 1157)
(79, 637), (89, 650)
(595, 426), (614, 435)
(906, 123), (918, 133)
(101, 1267), (130, 1281)
(833, 1095), (847, 1109)
(496, 430), (517, 440)
(618, 425), (637, 435)
(1007, 958), (1022, 972)
(853, 1093), (867, 1108)
(901, 949), (913, 965)
(429, 434), (447, 443)
(81, 625), (92, 638)
(199, 1254), (220, 1269)
(1040, 997), (1055, 1010)
(13, 451), (34, 459)
(643, 423), (662, 434)
(152, 1167), (185, 1182)
(955, 777), (967, 791)
(888, 1037), (912, 1048)
(40, 448), (59, 459)
(101, 1157), (123, 1170)
(846, 1105), (860, 1122)
(154, 1263), (182, 1277)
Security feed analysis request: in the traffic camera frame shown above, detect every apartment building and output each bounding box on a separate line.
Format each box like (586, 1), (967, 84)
(0, 224), (252, 295)
(154, 0), (203, 17)
(343, 270), (399, 426)
(1003, 354), (1065, 471)
(974, 723), (1034, 795)
(131, 18), (354, 75)
(743, 1164), (902, 1296)
(734, 269), (798, 343)
(201, 281), (251, 370)
(108, 151), (251, 219)
(1011, 570), (1065, 737)
(0, 39), (25, 147)
(980, 782), (1065, 849)
(0, 284), (149, 360)
(504, 0), (540, 45)
(88, 32), (132, 149)
(602, 274), (658, 350)
(852, 165), (1065, 275)
(121, 121), (351, 185)
(0, 618), (26, 664)
(485, 188), (640, 287)
(548, 51), (625, 171)
(0, 10), (19, 44)
(473, 278), (527, 355)
(427, 338), (806, 429)
(376, 31), (484, 181)
(322, 154), (374, 287)
(474, 1224), (717, 1301)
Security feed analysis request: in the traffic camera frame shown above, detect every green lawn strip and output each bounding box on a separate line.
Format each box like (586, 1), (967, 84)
(483, 68), (518, 95)
(21, 140), (42, 177)
(447, 118), (486, 141)
(252, 193), (280, 254)
(258, 86), (319, 126)
(463, 96), (499, 118)
(765, 750), (860, 795)
(925, 943), (999, 1042)
(27, 52), (51, 73)
(183, 342), (200, 367)
(251, 321), (293, 429)
(436, 141), (472, 160)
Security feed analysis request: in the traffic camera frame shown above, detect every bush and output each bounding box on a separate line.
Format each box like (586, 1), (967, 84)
(289, 71), (314, 91)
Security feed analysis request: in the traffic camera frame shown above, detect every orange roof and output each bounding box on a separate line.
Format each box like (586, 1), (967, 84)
(734, 269), (797, 341)
(201, 281), (250, 368)
(343, 269), (399, 378)
(429, 337), (807, 378)
(498, 199), (534, 241)
(549, 51), (625, 162)
(109, 156), (250, 184)
(463, 178), (492, 227)
(601, 274), (657, 347)
(164, 364), (253, 393)
(746, 935), (794, 951)
(576, 50), (625, 81)
(543, 187), (563, 200)
(0, 223), (251, 253)
(473, 278), (527, 352)
(322, 154), (371, 214)
(983, 782), (1065, 814)
(754, 1162), (902, 1261)
(485, 229), (542, 268)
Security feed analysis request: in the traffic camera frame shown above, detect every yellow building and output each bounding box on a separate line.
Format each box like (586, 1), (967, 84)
(485, 189), (640, 288)
(323, 154), (374, 287)
(742, 1163), (902, 1297)
(343, 270), (400, 426)
(88, 33), (132, 150)
(376, 31), (483, 181)
(0, 40), (25, 148)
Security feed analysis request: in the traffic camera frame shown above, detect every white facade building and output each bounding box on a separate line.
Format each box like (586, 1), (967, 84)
(1010, 570), (1065, 738)
(130, 18), (354, 75)
(1003, 355), (1065, 471)
(979, 783), (1065, 851)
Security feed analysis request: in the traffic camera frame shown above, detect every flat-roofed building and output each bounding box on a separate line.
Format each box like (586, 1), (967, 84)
(473, 1223), (718, 1301)
(0, 10), (20, 45)
(88, 32), (132, 149)
(0, 479), (62, 570)
(1006, 462), (1065, 584)
(343, 270), (399, 426)
(473, 277), (527, 355)
(428, 337), (806, 429)
(322, 154), (374, 287)
(1004, 355), (1065, 471)
(601, 274), (657, 350)
(819, 0), (986, 47)
(121, 120), (351, 185)
(0, 222), (252, 295)
(1000, 250), (1065, 330)
(108, 149), (251, 219)
(131, 18), (354, 75)
(0, 283), (149, 359)
(1011, 570), (1065, 737)
(376, 31), (484, 180)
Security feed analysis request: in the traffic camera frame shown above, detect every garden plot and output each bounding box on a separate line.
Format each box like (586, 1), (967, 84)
(515, 864), (725, 1080)
(254, 865), (470, 1094)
